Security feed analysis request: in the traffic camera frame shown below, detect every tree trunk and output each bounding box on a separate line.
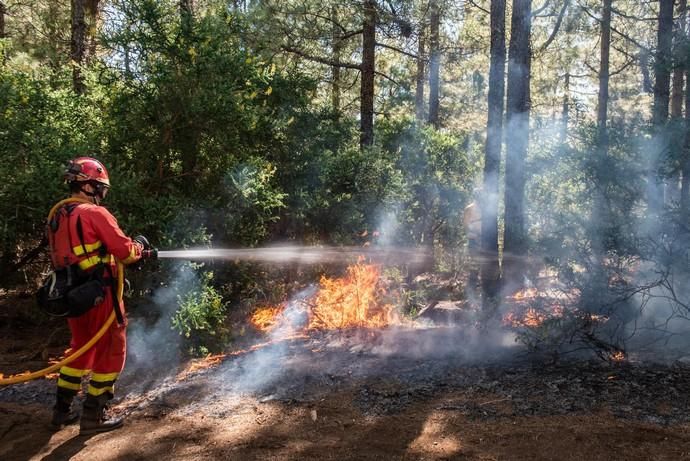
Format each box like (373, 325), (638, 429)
(415, 24), (426, 123)
(331, 6), (341, 116)
(480, 0), (506, 310)
(672, 0), (687, 118)
(180, 0), (194, 37)
(71, 0), (87, 94)
(681, 0), (690, 209)
(669, 0), (687, 204)
(560, 72), (570, 145)
(360, 0), (376, 149)
(648, 0), (674, 215)
(0, 1), (5, 65)
(0, 1), (5, 39)
(427, 0), (440, 127)
(683, 70), (690, 209)
(597, 0), (611, 154)
(85, 0), (100, 63)
(591, 0), (612, 268)
(502, 0), (532, 293)
(124, 19), (131, 77)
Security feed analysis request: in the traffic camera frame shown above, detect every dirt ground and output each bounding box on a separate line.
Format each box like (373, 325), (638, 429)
(1, 292), (690, 460)
(1, 390), (689, 460)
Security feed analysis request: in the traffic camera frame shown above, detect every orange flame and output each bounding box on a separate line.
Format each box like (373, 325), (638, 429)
(503, 308), (547, 328)
(610, 351), (625, 362)
(251, 305), (286, 332)
(309, 263), (398, 330)
(509, 287), (538, 301)
(249, 263), (400, 334)
(503, 286), (570, 328)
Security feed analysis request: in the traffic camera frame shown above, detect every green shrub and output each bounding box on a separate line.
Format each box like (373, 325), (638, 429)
(171, 271), (229, 357)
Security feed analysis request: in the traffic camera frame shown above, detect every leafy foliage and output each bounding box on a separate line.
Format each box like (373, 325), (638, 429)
(171, 271), (228, 357)
(2, 0), (690, 360)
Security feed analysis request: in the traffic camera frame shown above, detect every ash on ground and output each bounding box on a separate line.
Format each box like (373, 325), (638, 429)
(3, 327), (686, 428)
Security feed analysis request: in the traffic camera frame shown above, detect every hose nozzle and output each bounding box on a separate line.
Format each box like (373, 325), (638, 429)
(142, 248), (158, 260)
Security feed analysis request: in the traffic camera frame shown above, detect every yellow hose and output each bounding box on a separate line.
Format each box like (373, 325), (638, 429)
(0, 197), (124, 386)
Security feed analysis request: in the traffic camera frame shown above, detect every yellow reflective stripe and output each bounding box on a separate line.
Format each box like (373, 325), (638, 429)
(122, 245), (138, 264)
(59, 366), (90, 378)
(78, 255), (101, 270)
(58, 378), (82, 391)
(91, 372), (119, 382)
(87, 384), (115, 396)
(72, 241), (102, 256)
(77, 254), (112, 271)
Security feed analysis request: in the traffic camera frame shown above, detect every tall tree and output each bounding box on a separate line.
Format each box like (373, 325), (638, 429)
(671, 0), (687, 204)
(415, 19), (426, 123)
(0, 0), (5, 64)
(85, 0), (100, 62)
(360, 0), (376, 148)
(681, 0), (690, 208)
(560, 72), (570, 146)
(649, 0), (674, 215)
(70, 0), (101, 93)
(480, 0), (506, 308)
(597, 0), (611, 170)
(0, 1), (5, 40)
(680, 75), (690, 208)
(667, 0), (688, 203)
(427, 0), (440, 127)
(71, 0), (88, 94)
(178, 0), (199, 178)
(591, 0), (612, 268)
(180, 0), (194, 37)
(671, 2), (686, 119)
(331, 5), (342, 116)
(502, 0), (532, 291)
(272, 1), (415, 150)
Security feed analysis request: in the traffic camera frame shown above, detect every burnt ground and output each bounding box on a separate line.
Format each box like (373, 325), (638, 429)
(0, 318), (690, 461)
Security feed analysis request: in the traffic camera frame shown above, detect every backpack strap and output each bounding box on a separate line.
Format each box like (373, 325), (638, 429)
(103, 264), (125, 326)
(76, 213), (122, 323)
(75, 214), (89, 260)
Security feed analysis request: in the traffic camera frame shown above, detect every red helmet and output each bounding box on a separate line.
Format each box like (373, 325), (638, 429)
(64, 157), (110, 187)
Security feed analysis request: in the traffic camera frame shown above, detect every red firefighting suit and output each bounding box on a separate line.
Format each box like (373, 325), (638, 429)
(49, 202), (142, 400)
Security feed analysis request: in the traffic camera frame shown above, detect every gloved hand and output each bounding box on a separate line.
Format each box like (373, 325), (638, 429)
(133, 235), (151, 250)
(133, 235), (158, 259)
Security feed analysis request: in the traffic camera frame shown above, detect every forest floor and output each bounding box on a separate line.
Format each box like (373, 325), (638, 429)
(1, 290), (690, 461)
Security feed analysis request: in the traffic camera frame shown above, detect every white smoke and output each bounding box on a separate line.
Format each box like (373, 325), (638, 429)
(122, 262), (198, 391)
(218, 286), (316, 394)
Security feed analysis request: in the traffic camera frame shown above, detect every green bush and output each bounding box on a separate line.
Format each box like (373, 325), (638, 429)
(171, 271), (229, 357)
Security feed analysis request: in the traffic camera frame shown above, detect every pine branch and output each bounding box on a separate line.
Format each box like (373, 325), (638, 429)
(375, 41), (419, 59)
(281, 45), (362, 70)
(536, 0), (570, 53)
(581, 4), (652, 54)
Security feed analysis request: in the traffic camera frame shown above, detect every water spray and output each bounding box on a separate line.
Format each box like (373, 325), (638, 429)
(156, 246), (430, 266)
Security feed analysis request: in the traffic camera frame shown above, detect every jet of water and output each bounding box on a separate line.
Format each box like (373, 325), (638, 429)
(157, 246), (429, 265)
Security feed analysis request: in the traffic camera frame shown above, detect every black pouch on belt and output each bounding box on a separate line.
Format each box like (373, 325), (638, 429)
(65, 278), (106, 317)
(36, 267), (75, 317)
(36, 265), (105, 317)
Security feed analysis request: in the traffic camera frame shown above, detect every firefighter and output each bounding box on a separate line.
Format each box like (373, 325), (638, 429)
(462, 191), (481, 288)
(49, 157), (151, 435)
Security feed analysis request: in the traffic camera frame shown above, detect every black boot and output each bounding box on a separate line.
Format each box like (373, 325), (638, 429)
(51, 389), (80, 431)
(79, 394), (124, 436)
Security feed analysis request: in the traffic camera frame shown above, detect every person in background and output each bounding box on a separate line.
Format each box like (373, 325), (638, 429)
(462, 190), (482, 289)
